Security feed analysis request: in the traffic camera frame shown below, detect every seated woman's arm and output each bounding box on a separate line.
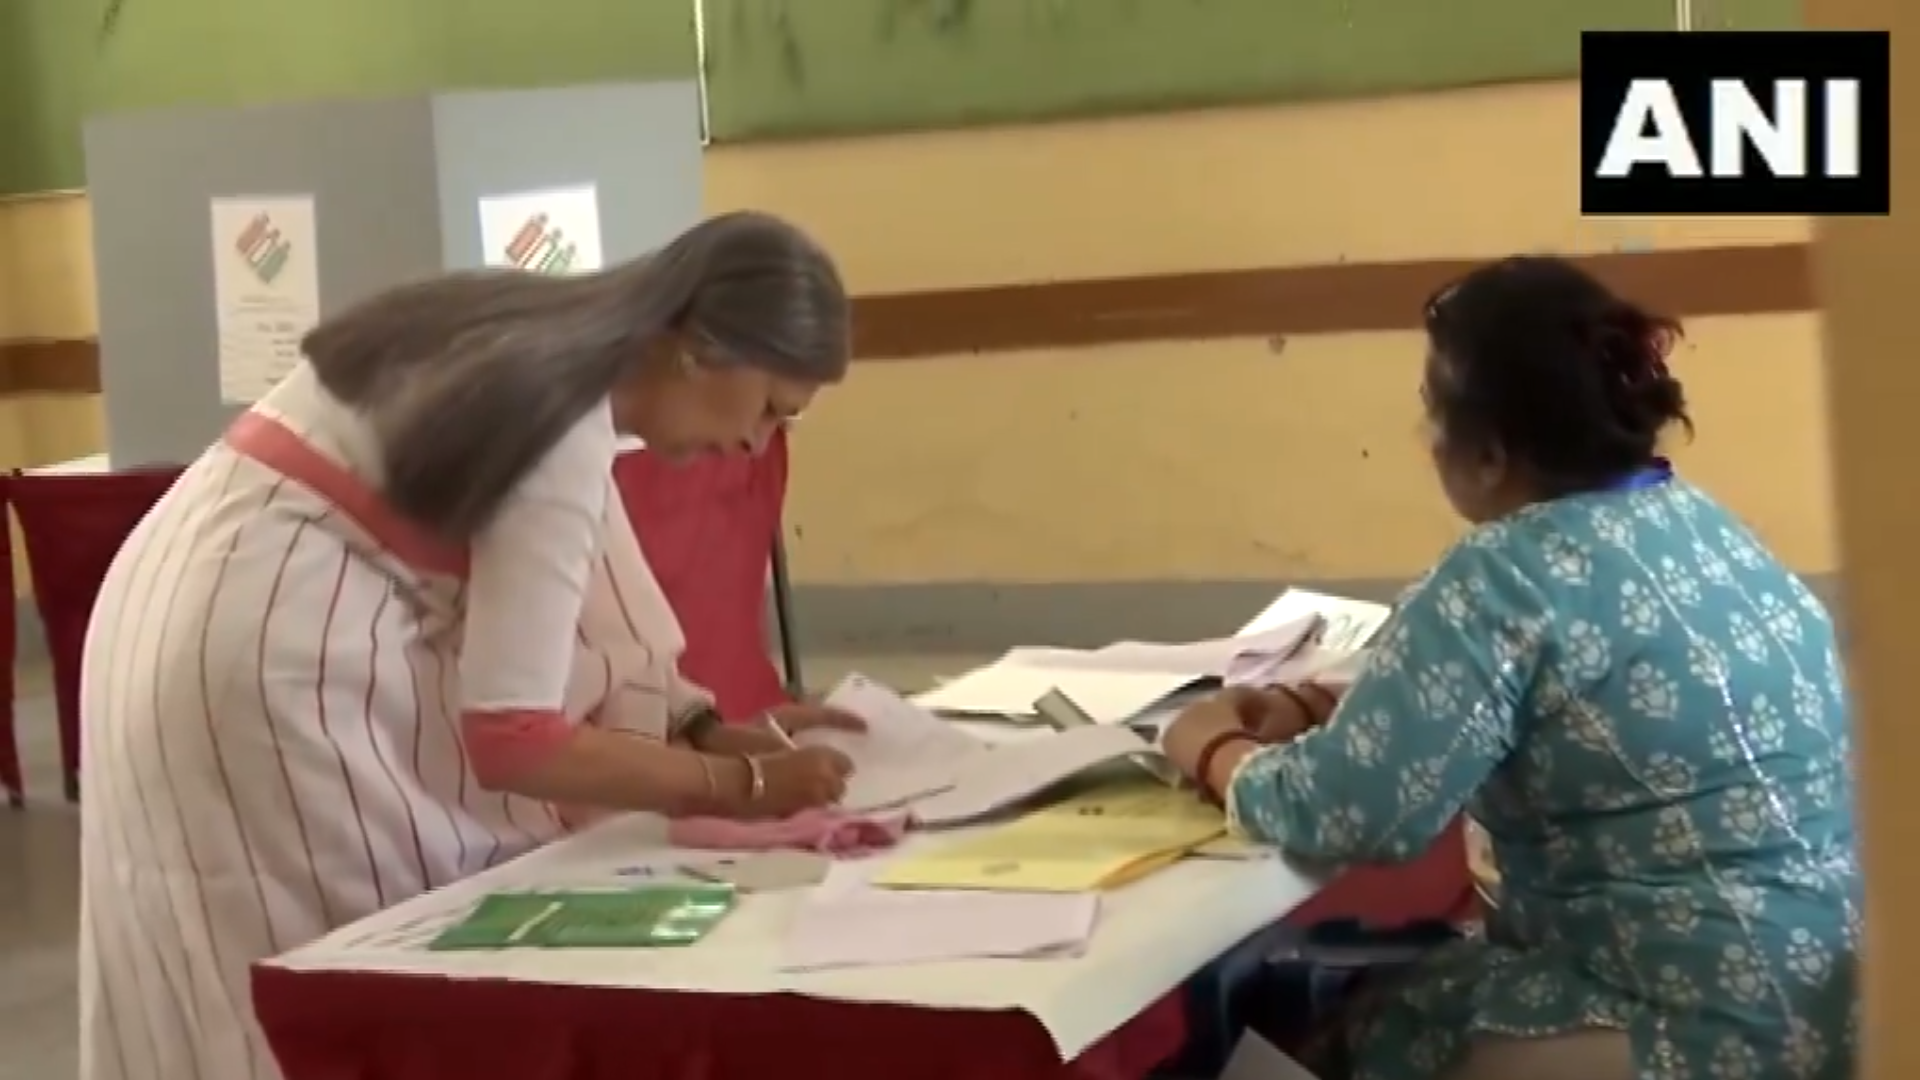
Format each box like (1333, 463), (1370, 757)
(1222, 542), (1548, 864)
(455, 406), (750, 815)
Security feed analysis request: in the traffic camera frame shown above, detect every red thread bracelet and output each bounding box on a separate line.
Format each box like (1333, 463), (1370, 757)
(1193, 729), (1260, 806)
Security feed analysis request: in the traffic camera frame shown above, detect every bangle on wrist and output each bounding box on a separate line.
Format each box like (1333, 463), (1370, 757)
(1295, 682), (1339, 717)
(1267, 684), (1315, 726)
(1194, 730), (1259, 806)
(742, 755), (766, 804)
(695, 754), (719, 805)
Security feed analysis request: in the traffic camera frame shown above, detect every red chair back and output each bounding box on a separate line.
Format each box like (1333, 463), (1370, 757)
(11, 466), (184, 799)
(0, 475), (17, 805)
(612, 433), (791, 720)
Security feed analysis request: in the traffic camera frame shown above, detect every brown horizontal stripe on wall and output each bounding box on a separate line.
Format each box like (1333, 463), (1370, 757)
(850, 242), (1815, 360)
(0, 338), (103, 395)
(0, 243), (1814, 392)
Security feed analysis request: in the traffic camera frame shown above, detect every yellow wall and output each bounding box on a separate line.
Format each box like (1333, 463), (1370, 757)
(705, 80), (1829, 586)
(0, 79), (1831, 598)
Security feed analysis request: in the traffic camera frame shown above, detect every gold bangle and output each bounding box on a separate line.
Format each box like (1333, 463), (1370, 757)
(743, 755), (767, 803)
(695, 754), (718, 804)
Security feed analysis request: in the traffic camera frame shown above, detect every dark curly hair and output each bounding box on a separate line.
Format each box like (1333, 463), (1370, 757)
(1422, 256), (1692, 496)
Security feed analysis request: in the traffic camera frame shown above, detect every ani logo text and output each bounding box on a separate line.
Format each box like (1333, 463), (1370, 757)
(1579, 30), (1889, 215)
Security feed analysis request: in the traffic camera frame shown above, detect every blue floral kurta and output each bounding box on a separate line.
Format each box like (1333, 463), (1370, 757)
(1228, 479), (1859, 1080)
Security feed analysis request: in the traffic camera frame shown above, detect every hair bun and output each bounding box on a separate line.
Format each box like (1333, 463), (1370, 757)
(1593, 305), (1688, 437)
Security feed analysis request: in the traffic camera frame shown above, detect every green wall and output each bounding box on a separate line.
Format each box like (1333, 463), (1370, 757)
(0, 0), (1808, 198)
(1691, 0), (1805, 28)
(702, 0), (1679, 142)
(0, 0), (698, 196)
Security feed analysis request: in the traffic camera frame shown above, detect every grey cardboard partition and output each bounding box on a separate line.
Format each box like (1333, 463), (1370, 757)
(83, 81), (702, 465)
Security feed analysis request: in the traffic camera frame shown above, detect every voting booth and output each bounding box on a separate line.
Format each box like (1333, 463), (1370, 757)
(81, 81), (703, 463)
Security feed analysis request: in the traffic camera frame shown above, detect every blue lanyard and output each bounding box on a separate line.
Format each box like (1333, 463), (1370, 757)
(1607, 458), (1674, 492)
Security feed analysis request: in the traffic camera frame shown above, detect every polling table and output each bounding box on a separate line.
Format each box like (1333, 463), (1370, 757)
(253, 812), (1326, 1080)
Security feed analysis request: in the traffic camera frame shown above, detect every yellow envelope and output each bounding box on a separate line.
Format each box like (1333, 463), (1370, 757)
(877, 779), (1227, 893)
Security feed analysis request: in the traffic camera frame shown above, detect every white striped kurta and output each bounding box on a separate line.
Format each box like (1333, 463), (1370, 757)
(78, 363), (711, 1080)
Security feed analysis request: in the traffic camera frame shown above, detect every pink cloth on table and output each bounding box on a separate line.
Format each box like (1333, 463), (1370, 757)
(668, 809), (911, 856)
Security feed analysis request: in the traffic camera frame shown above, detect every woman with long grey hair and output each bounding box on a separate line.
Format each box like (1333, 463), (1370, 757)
(76, 211), (864, 1080)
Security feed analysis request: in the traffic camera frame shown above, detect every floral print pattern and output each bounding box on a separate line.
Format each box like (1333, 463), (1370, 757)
(1226, 480), (1859, 1080)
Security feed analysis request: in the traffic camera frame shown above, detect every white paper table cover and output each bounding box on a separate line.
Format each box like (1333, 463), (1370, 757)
(265, 812), (1324, 1060)
(24, 453), (112, 475)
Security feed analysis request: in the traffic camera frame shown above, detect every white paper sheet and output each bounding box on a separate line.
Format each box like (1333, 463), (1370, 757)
(209, 195), (322, 405)
(780, 860), (1099, 972)
(810, 674), (980, 812)
(910, 724), (1160, 827)
(914, 665), (1191, 724)
(1223, 642), (1373, 690)
(911, 621), (1319, 724)
(1008, 621), (1318, 676)
(1237, 589), (1392, 652)
(476, 184), (605, 274)
(811, 675), (1169, 825)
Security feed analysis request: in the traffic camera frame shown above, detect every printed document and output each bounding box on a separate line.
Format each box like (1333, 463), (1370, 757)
(810, 675), (1163, 823)
(878, 780), (1227, 892)
(780, 858), (1099, 971)
(1237, 589), (1392, 652)
(805, 674), (979, 812)
(911, 618), (1319, 723)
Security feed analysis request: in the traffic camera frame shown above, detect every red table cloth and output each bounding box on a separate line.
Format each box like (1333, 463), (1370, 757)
(252, 968), (1187, 1080)
(250, 828), (1471, 1080)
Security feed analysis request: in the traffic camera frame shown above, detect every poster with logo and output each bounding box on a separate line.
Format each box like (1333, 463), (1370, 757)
(209, 195), (322, 404)
(476, 184), (604, 275)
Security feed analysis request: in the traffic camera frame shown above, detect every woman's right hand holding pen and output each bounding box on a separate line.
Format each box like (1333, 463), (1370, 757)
(756, 747), (854, 815)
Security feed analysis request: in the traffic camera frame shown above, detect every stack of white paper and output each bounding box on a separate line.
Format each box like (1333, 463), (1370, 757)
(1223, 642), (1374, 690)
(1237, 589), (1392, 650)
(911, 619), (1320, 724)
(780, 860), (1100, 972)
(806, 675), (1172, 826)
(910, 724), (1163, 827)
(805, 674), (981, 812)
(1220, 590), (1392, 688)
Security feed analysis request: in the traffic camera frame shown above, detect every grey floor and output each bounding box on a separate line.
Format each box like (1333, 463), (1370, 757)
(1, 666), (83, 1080)
(0, 654), (977, 1079)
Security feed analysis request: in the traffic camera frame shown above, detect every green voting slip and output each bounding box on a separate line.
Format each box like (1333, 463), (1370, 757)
(429, 886), (736, 950)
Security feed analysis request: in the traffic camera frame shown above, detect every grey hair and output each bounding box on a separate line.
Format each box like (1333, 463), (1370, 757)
(301, 210), (849, 541)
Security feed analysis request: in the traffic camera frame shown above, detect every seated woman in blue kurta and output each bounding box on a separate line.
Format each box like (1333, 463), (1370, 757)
(1163, 256), (1859, 1080)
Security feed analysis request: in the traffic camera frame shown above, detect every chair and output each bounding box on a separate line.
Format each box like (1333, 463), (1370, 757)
(10, 466), (184, 802)
(1288, 818), (1478, 928)
(0, 475), (18, 808)
(612, 430), (800, 720)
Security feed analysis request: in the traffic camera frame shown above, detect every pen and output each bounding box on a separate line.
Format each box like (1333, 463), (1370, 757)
(763, 713), (798, 749)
